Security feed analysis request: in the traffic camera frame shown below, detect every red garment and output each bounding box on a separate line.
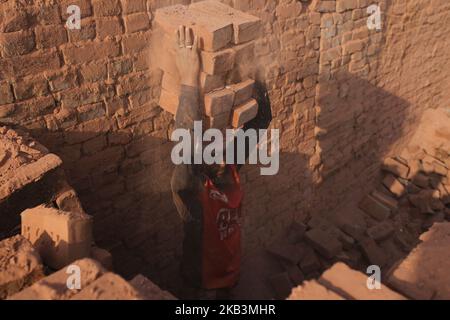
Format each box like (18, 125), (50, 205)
(199, 165), (243, 289)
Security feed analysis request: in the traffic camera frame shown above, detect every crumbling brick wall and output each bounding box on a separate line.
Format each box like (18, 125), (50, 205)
(1, 0), (449, 294)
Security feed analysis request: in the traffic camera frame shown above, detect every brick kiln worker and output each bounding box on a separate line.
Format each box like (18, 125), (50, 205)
(170, 25), (250, 298)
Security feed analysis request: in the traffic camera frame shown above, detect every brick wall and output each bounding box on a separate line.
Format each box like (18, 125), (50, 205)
(1, 0), (449, 294)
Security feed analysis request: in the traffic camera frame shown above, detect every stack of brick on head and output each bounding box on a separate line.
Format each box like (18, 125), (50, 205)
(155, 1), (270, 299)
(154, 0), (262, 130)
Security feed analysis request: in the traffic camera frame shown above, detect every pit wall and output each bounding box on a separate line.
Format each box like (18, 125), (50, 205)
(0, 0), (449, 293)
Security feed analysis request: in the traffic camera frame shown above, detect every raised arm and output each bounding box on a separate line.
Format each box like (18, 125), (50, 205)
(173, 25), (202, 130)
(170, 26), (203, 222)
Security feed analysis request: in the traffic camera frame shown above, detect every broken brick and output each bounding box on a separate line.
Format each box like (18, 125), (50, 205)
(0, 235), (44, 299)
(21, 205), (93, 269)
(381, 157), (410, 179)
(382, 174), (406, 198)
(305, 228), (342, 259)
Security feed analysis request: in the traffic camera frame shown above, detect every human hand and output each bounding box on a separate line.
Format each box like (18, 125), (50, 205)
(174, 25), (200, 87)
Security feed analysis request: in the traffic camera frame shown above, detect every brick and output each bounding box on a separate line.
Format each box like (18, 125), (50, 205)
(130, 274), (177, 300)
(0, 81), (14, 104)
(275, 1), (303, 21)
(159, 88), (180, 115)
(227, 79), (255, 106)
(21, 205), (93, 269)
(7, 50), (61, 78)
(319, 262), (405, 300)
(106, 97), (127, 116)
(96, 17), (123, 39)
(0, 30), (35, 57)
(234, 41), (255, 66)
(117, 72), (152, 96)
(359, 237), (387, 267)
(299, 247), (321, 274)
(359, 195), (391, 221)
(0, 9), (29, 32)
(313, 0), (336, 13)
(161, 72), (180, 92)
(382, 157), (410, 179)
(36, 3), (61, 25)
(122, 32), (151, 54)
(204, 88), (234, 117)
(371, 190), (398, 211)
(80, 62), (108, 82)
(408, 190), (434, 214)
(305, 228), (342, 259)
(71, 272), (142, 300)
(13, 75), (49, 101)
(343, 40), (364, 55)
(77, 102), (106, 122)
(433, 161), (448, 176)
(0, 153), (62, 202)
(207, 113), (230, 129)
(91, 246), (113, 270)
(154, 4), (233, 52)
(55, 188), (85, 215)
(57, 83), (108, 109)
(265, 242), (304, 264)
(121, 0), (147, 14)
(382, 174), (406, 198)
(35, 25), (67, 49)
(367, 221), (394, 241)
(288, 280), (345, 300)
(200, 72), (225, 93)
(62, 40), (120, 64)
(9, 258), (106, 300)
(201, 48), (235, 75)
(412, 172), (430, 188)
(336, 0), (358, 13)
(124, 13), (150, 33)
(0, 235), (44, 299)
(190, 0), (262, 44)
(68, 18), (96, 43)
(268, 272), (293, 300)
(108, 58), (133, 78)
(231, 99), (258, 128)
(92, 0), (121, 16)
(287, 222), (308, 243)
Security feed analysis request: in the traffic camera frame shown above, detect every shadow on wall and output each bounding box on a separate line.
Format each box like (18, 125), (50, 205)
(313, 72), (412, 216)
